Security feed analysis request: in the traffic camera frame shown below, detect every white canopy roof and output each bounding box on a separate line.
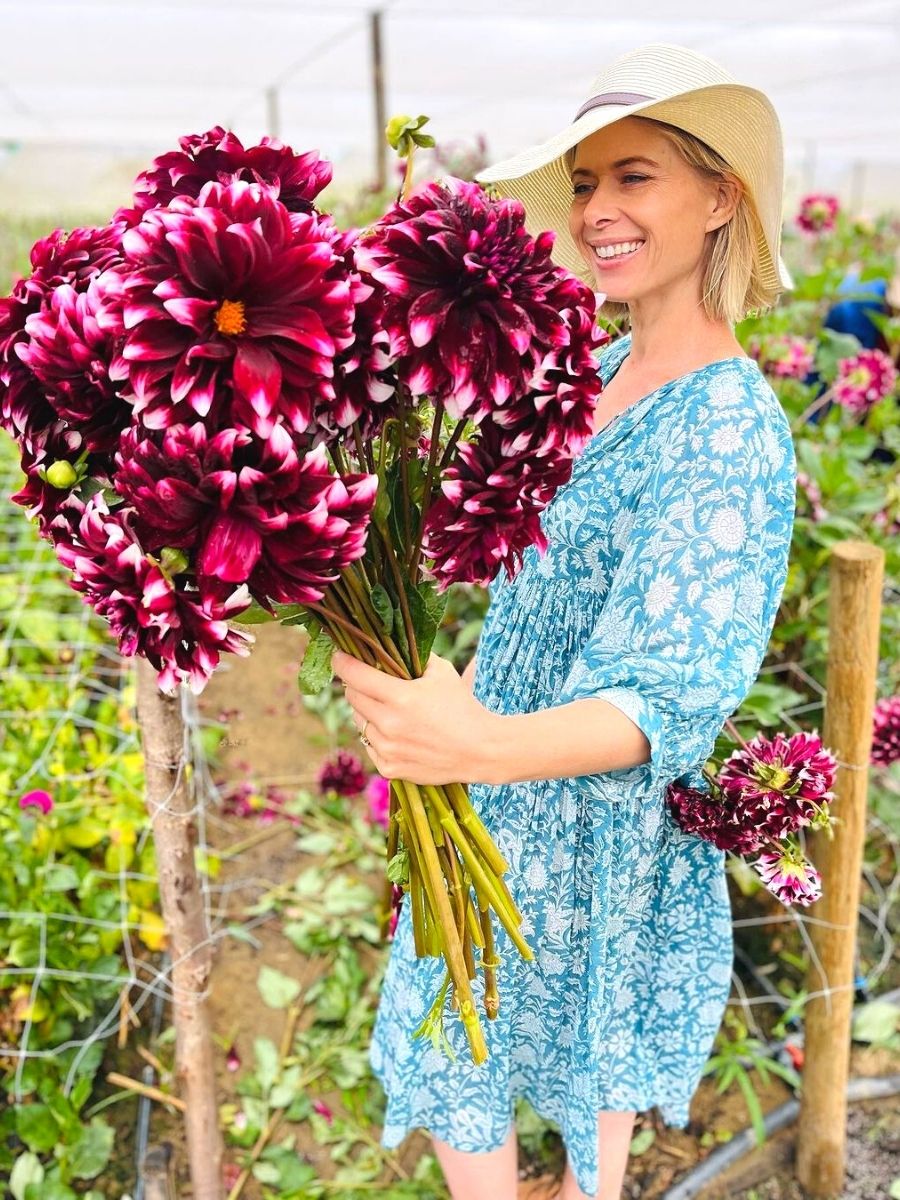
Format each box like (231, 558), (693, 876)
(1, 0), (898, 216)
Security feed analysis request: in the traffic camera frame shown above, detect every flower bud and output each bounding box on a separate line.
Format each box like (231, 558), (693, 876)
(45, 460), (78, 489)
(159, 546), (190, 576)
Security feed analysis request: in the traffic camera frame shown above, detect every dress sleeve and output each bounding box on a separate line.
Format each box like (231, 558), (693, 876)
(555, 376), (797, 801)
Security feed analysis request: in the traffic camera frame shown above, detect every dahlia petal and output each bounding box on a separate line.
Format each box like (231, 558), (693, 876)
(199, 514), (263, 582)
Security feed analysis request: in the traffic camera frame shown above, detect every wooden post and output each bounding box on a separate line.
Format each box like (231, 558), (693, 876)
(796, 541), (884, 1196)
(136, 660), (224, 1200)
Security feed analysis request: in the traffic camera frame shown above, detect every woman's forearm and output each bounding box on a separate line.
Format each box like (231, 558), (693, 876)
(476, 698), (651, 787)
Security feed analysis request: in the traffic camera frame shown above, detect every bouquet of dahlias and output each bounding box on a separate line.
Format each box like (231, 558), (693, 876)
(666, 726), (838, 907)
(0, 123), (606, 1063)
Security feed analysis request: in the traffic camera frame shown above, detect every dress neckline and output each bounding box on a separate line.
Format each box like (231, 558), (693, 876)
(585, 332), (757, 446)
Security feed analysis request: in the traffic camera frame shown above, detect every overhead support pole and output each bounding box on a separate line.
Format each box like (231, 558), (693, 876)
(266, 86), (280, 139)
(371, 10), (387, 192)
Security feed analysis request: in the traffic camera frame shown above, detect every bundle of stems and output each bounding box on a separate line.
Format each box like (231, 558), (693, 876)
(299, 393), (535, 1064)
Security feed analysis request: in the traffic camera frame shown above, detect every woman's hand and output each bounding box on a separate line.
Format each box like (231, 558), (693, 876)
(331, 648), (494, 786)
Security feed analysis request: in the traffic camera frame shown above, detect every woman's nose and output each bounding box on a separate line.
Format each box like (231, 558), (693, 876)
(581, 182), (619, 228)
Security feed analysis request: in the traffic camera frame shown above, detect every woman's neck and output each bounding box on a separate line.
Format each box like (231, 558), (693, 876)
(622, 288), (744, 372)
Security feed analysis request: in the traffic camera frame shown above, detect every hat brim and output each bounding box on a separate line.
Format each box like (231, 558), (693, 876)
(476, 83), (793, 294)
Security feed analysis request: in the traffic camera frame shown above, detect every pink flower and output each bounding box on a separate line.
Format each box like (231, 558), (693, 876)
(19, 789), (54, 815)
(871, 695), (900, 767)
(131, 126), (333, 216)
(749, 334), (815, 381)
(665, 780), (763, 854)
(795, 471), (827, 524)
(312, 1099), (334, 1124)
(225, 1042), (241, 1072)
(753, 846), (822, 907)
(107, 180), (359, 438)
(317, 749), (368, 797)
(365, 774), (391, 829)
(833, 349), (898, 415)
(796, 193), (840, 235)
(718, 730), (837, 840)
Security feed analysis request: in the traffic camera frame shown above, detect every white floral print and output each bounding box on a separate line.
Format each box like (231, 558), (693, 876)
(369, 332), (797, 1198)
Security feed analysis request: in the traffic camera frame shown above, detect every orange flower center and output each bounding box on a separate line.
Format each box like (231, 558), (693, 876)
(215, 298), (247, 337)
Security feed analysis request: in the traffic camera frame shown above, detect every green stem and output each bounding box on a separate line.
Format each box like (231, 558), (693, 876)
(378, 521), (422, 676)
(304, 601), (407, 676)
(408, 398), (444, 579)
(437, 419), (468, 475)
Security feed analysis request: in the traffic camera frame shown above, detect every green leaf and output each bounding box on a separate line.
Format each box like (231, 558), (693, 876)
(10, 1153), (43, 1200)
(15, 1104), (59, 1153)
(41, 864), (80, 892)
(257, 965), (302, 1009)
(297, 624), (335, 695)
(230, 599), (278, 624)
(629, 1127), (656, 1156)
(386, 847), (409, 885)
(370, 584), (394, 636)
(66, 1118), (114, 1180)
(736, 1067), (767, 1146)
(295, 830), (338, 856)
(889, 1178), (900, 1199)
(852, 999), (900, 1045)
(254, 1037), (280, 1094)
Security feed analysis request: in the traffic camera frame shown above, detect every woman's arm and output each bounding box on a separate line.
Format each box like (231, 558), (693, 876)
(461, 654), (477, 694)
(479, 699), (650, 786)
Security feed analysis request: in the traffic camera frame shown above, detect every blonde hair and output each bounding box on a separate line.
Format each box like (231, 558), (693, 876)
(567, 116), (780, 327)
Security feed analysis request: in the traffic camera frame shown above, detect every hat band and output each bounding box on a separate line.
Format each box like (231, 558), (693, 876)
(573, 91), (655, 121)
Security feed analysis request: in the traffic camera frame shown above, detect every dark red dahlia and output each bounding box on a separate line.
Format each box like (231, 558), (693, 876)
(10, 421), (91, 529)
(132, 126), (333, 215)
(108, 180), (358, 438)
(48, 494), (253, 694)
(114, 421), (378, 606)
(317, 749), (368, 796)
(871, 695), (900, 767)
(18, 278), (130, 454)
(355, 176), (604, 415)
(665, 780), (766, 854)
(0, 221), (125, 448)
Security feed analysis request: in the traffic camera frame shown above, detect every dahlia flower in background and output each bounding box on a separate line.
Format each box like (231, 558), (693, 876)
(748, 333), (815, 381)
(832, 348), (898, 415)
(666, 728), (837, 907)
(1, 117), (609, 1063)
(795, 193), (840, 235)
(871, 696), (900, 768)
(317, 749), (368, 796)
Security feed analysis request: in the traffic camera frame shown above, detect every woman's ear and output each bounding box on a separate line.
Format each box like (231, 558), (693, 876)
(705, 173), (743, 234)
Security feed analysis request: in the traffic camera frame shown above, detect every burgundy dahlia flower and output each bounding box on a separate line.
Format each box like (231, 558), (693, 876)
(131, 126), (333, 215)
(0, 222), (126, 447)
(114, 423), (377, 606)
(665, 780), (766, 854)
(49, 494), (253, 694)
(318, 749), (368, 796)
(833, 349), (898, 415)
(355, 176), (603, 416)
(10, 421), (92, 530)
(718, 730), (837, 840)
(871, 695), (900, 767)
(18, 278), (129, 454)
(108, 180), (358, 438)
(796, 194), (839, 235)
(753, 846), (822, 907)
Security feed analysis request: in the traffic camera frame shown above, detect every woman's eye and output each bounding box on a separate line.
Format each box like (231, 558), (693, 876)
(572, 183), (592, 196)
(622, 174), (648, 184)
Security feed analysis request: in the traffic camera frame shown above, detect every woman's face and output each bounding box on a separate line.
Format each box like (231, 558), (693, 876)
(567, 116), (732, 306)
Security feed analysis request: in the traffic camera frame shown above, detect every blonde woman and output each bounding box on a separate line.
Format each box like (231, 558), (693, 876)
(333, 42), (797, 1200)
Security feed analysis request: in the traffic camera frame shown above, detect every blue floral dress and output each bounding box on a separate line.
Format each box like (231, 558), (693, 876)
(369, 332), (797, 1197)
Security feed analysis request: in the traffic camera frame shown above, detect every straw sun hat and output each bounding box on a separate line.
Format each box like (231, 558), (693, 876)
(475, 42), (794, 295)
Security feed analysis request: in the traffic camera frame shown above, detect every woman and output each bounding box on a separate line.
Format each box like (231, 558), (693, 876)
(332, 42), (798, 1200)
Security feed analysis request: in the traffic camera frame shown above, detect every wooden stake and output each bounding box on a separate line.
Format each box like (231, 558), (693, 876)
(136, 659), (225, 1200)
(796, 540), (884, 1197)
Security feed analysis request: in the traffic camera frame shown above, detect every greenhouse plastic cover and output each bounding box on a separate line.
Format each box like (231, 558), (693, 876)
(0, 0), (898, 215)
